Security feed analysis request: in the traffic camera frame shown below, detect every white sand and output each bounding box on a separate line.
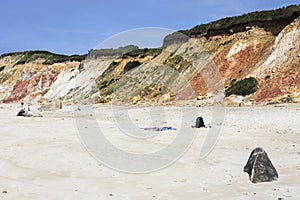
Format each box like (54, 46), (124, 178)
(0, 103), (299, 199)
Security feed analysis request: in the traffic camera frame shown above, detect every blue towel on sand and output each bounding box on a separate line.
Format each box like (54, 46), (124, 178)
(141, 126), (177, 131)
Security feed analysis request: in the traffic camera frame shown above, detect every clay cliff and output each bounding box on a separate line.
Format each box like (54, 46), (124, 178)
(0, 5), (299, 105)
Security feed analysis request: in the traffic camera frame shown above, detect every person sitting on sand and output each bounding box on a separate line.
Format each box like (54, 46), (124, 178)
(17, 102), (27, 116)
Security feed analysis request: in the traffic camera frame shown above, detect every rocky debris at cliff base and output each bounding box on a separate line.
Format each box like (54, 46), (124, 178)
(244, 147), (278, 183)
(224, 94), (256, 106)
(38, 99), (62, 111)
(161, 93), (176, 104)
(131, 95), (141, 105)
(197, 93), (213, 101)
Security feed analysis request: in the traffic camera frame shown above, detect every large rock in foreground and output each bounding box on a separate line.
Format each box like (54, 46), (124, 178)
(244, 147), (278, 183)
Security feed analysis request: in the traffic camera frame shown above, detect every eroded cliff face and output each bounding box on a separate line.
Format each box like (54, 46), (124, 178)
(189, 27), (275, 98)
(182, 17), (299, 105)
(253, 18), (300, 102)
(0, 17), (299, 105)
(0, 56), (81, 103)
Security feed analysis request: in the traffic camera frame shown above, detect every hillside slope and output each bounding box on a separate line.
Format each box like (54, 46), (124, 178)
(0, 5), (299, 105)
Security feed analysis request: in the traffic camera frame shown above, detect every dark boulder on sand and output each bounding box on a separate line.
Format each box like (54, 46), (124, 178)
(244, 147), (278, 183)
(195, 116), (205, 128)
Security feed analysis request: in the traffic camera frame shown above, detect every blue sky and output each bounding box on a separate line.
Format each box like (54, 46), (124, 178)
(1, 0), (299, 55)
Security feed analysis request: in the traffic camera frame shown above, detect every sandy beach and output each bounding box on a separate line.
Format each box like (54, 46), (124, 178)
(0, 103), (299, 199)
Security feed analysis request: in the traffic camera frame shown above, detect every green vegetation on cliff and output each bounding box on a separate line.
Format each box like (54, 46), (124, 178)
(179, 5), (300, 37)
(225, 77), (258, 97)
(0, 51), (86, 65)
(88, 45), (139, 58)
(0, 69), (16, 84)
(122, 48), (162, 58)
(123, 61), (141, 73)
(94, 47), (163, 98)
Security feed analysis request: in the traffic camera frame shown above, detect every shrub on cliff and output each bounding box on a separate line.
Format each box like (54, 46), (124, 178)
(225, 77), (258, 97)
(123, 61), (141, 73)
(122, 48), (162, 58)
(10, 51), (86, 65)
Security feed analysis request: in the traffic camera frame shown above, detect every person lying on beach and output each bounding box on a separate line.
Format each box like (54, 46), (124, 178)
(17, 102), (27, 116)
